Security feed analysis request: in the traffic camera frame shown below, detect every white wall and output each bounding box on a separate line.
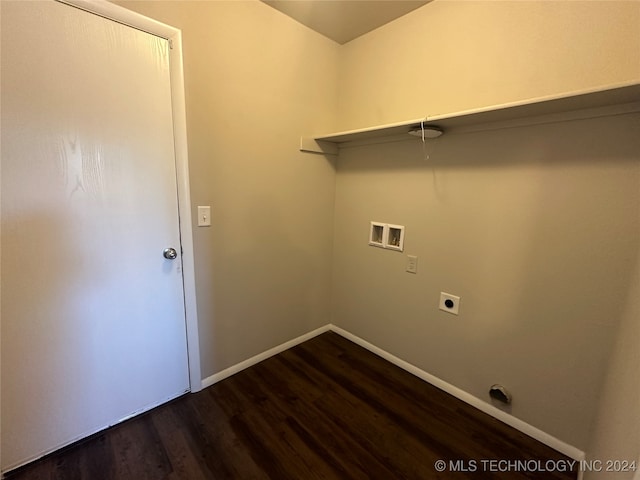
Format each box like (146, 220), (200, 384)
(332, 0), (640, 451)
(116, 1), (340, 379)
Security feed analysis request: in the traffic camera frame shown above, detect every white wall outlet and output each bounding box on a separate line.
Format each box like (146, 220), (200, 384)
(439, 292), (460, 315)
(406, 255), (418, 274)
(197, 206), (211, 227)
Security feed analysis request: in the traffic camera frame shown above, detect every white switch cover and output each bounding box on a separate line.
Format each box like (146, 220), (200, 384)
(406, 255), (418, 274)
(197, 206), (211, 227)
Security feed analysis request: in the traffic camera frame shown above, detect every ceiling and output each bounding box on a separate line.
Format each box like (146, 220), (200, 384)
(261, 1), (431, 45)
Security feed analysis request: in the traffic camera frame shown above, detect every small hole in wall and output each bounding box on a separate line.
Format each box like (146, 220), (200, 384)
(489, 384), (512, 404)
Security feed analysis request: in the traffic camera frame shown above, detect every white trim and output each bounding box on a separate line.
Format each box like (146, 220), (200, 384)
(302, 82), (640, 149)
(201, 325), (332, 389)
(299, 137), (339, 155)
(57, 0), (201, 392)
(57, 0), (176, 38)
(199, 322), (584, 461)
(167, 25), (202, 393)
(329, 325), (585, 462)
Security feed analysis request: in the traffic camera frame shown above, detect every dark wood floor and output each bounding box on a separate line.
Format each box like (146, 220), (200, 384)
(6, 332), (577, 479)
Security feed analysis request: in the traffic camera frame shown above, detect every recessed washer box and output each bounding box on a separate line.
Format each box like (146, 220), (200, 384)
(385, 224), (405, 252)
(368, 222), (405, 252)
(369, 222), (386, 248)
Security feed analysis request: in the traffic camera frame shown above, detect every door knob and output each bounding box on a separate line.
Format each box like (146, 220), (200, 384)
(163, 247), (178, 260)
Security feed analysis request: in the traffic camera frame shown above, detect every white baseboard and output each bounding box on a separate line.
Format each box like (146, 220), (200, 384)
(200, 324), (331, 389)
(198, 322), (584, 462)
(329, 324), (585, 462)
(5, 322), (584, 479)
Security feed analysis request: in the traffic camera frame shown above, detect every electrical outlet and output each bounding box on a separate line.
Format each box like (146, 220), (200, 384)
(439, 292), (460, 315)
(406, 255), (418, 274)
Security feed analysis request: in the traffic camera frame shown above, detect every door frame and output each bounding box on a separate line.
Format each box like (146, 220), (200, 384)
(58, 0), (202, 392)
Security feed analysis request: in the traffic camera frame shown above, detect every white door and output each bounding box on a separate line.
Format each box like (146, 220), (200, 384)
(1, 0), (190, 470)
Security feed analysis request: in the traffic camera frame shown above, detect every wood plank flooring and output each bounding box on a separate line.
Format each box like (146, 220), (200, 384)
(5, 332), (577, 479)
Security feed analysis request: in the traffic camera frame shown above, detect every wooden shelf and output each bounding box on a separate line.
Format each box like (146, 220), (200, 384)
(300, 82), (640, 154)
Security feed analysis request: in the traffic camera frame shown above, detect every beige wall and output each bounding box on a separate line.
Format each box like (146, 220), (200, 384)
(332, 0), (640, 451)
(1, 0), (636, 470)
(116, 1), (340, 378)
(338, 0), (640, 130)
(332, 114), (640, 450)
(117, 0), (640, 456)
(585, 253), (640, 479)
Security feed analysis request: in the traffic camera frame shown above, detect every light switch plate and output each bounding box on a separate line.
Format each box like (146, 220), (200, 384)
(406, 255), (418, 273)
(197, 206), (211, 227)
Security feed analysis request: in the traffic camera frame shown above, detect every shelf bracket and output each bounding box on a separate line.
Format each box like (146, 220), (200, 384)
(300, 137), (338, 155)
